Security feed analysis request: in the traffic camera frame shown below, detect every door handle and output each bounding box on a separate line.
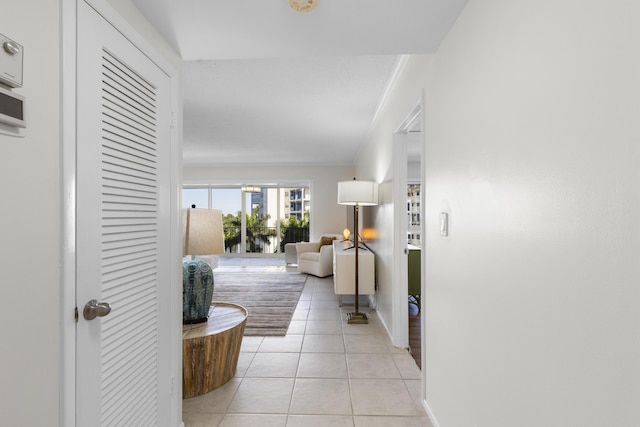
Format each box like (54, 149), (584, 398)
(83, 299), (112, 320)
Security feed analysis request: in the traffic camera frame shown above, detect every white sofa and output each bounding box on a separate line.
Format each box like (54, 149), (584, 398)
(296, 234), (341, 277)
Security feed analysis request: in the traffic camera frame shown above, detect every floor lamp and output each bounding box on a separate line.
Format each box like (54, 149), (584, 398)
(337, 179), (379, 324)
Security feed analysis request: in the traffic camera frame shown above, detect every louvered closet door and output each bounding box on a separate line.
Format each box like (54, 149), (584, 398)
(76, 2), (172, 426)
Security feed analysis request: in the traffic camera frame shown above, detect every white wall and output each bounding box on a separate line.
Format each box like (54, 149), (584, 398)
(359, 1), (640, 426)
(184, 165), (355, 240)
(0, 2), (61, 425)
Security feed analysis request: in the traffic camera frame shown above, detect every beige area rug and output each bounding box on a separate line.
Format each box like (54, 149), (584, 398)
(212, 270), (307, 336)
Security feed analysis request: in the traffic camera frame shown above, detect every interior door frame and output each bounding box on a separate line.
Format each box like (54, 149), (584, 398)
(392, 99), (425, 347)
(60, 0), (182, 425)
(392, 93), (425, 366)
(391, 131), (410, 348)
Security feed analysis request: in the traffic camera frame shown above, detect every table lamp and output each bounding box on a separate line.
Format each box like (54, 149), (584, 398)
(183, 207), (225, 324)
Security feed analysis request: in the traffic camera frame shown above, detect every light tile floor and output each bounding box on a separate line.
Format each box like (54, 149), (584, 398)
(183, 259), (433, 427)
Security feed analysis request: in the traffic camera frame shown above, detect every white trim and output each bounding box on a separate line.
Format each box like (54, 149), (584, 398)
(61, 0), (182, 425)
(417, 90), (427, 409)
(241, 191), (248, 252)
(424, 400), (441, 427)
(83, 0), (176, 77)
(60, 1), (77, 425)
(377, 311), (394, 349)
(308, 179), (317, 239)
(395, 101), (422, 134)
(389, 96), (425, 349)
(182, 179), (314, 188)
(391, 132), (409, 349)
(399, 92), (429, 421)
(391, 92), (428, 416)
(370, 55), (411, 129)
(167, 47), (183, 427)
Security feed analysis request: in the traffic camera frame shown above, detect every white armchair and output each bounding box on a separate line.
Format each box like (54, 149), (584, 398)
(296, 235), (341, 277)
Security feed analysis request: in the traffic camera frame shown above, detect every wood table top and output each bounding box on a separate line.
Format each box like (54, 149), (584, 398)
(182, 302), (248, 339)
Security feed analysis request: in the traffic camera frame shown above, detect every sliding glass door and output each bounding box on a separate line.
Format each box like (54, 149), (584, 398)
(182, 185), (310, 255)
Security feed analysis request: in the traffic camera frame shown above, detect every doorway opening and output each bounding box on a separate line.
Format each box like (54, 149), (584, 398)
(393, 101), (424, 370)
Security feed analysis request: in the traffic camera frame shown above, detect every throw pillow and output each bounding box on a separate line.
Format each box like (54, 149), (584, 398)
(319, 236), (336, 248)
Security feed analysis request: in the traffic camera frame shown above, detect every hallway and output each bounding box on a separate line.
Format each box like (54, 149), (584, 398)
(183, 265), (431, 426)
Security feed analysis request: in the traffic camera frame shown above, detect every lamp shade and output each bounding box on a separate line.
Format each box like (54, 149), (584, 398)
(241, 186), (261, 193)
(337, 180), (379, 206)
(183, 208), (225, 256)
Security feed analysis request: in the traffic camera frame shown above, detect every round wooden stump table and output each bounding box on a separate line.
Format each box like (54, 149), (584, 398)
(182, 302), (247, 399)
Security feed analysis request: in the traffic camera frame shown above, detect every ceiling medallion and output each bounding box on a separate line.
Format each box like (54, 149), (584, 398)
(289, 0), (318, 13)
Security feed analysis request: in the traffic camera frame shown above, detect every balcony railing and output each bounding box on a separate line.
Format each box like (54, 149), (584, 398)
(223, 226), (309, 254)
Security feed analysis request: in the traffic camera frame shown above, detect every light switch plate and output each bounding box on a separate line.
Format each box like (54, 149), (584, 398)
(439, 213), (448, 236)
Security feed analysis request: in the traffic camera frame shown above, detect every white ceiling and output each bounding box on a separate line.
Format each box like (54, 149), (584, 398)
(129, 0), (468, 166)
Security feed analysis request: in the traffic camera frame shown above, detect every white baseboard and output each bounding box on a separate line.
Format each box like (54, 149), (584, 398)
(424, 400), (441, 427)
(377, 312), (395, 345)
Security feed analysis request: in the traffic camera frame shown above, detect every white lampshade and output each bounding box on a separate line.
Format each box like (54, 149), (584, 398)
(337, 180), (379, 206)
(183, 208), (225, 256)
(241, 186), (261, 193)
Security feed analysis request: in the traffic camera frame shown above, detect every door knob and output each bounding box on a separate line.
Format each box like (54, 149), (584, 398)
(83, 299), (112, 320)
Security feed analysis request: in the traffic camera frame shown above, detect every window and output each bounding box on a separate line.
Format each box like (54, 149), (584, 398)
(182, 187), (208, 209)
(182, 185), (310, 255)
